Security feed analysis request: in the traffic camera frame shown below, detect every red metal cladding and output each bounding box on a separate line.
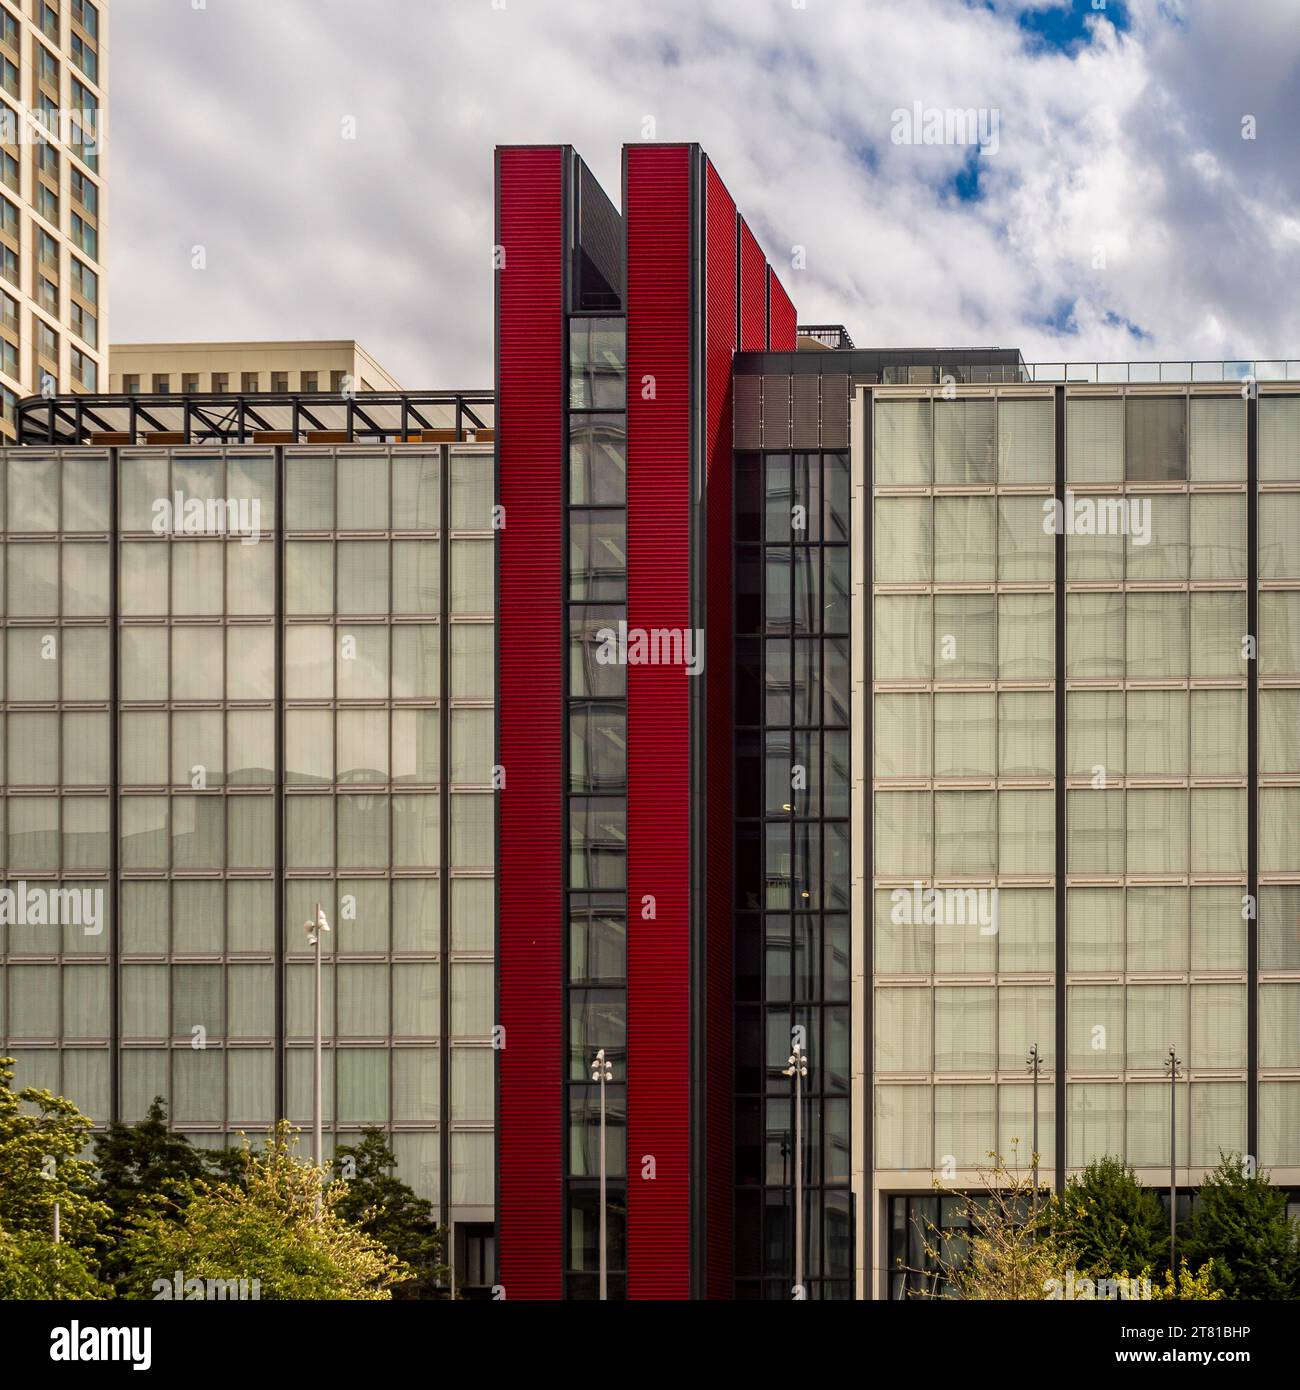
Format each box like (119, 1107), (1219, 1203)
(768, 265), (798, 349)
(739, 219), (768, 352)
(624, 142), (693, 1299)
(495, 145), (566, 1300)
(703, 157), (737, 1298)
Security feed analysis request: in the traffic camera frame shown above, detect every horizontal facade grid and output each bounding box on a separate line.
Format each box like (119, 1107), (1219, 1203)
(0, 444), (495, 1218)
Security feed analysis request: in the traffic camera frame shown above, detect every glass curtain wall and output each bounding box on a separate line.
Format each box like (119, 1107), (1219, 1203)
(0, 444), (495, 1210)
(565, 316), (628, 1297)
(872, 395), (1058, 1181)
(735, 448), (853, 1300)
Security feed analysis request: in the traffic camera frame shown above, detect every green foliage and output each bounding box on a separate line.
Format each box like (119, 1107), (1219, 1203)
(919, 1153), (1078, 1300)
(1048, 1157), (1169, 1278)
(92, 1097), (210, 1291)
(0, 1055), (112, 1298)
(332, 1129), (449, 1299)
(0, 1227), (109, 1299)
(120, 1122), (410, 1300)
(1179, 1154), (1300, 1300)
(1147, 1259), (1224, 1301)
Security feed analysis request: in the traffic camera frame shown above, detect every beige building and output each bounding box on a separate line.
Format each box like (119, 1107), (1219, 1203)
(108, 340), (403, 396)
(0, 0), (107, 439)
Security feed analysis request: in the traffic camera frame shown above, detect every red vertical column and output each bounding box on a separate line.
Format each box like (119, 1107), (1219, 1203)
(703, 158), (738, 1298)
(768, 265), (798, 349)
(495, 145), (566, 1300)
(739, 219), (768, 352)
(624, 143), (694, 1299)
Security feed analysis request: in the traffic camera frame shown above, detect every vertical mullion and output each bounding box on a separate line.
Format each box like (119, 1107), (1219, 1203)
(1053, 385), (1067, 1192)
(1246, 392), (1259, 1159)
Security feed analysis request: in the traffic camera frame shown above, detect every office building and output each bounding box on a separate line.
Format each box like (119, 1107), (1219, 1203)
(0, 388), (497, 1292)
(109, 340), (403, 398)
(0, 0), (106, 439)
(493, 141), (1300, 1299)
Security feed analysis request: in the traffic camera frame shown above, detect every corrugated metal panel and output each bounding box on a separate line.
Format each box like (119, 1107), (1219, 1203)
(768, 266), (798, 350)
(624, 143), (693, 1299)
(703, 157), (736, 1299)
(734, 375), (762, 450)
(762, 374), (792, 450)
(739, 219), (767, 352)
(792, 373), (820, 449)
(495, 145), (565, 1300)
(822, 373), (851, 448)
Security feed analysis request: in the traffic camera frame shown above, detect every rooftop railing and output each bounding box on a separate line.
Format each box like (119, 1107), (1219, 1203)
(1021, 359), (1300, 384)
(14, 390), (496, 448)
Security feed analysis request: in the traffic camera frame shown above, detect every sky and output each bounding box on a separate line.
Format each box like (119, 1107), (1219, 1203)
(108, 0), (1300, 387)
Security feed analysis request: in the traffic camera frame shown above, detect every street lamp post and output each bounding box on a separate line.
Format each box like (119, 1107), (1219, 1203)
(304, 903), (331, 1216)
(1166, 1043), (1182, 1270)
(591, 1047), (613, 1301)
(783, 1040), (809, 1299)
(1027, 1042), (1043, 1201)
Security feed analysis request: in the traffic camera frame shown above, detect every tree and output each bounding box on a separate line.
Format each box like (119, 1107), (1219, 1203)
(120, 1123), (410, 1300)
(1048, 1157), (1169, 1279)
(0, 1056), (112, 1298)
(1179, 1155), (1300, 1300)
(0, 1229), (108, 1300)
(1148, 1260), (1224, 1301)
(92, 1097), (210, 1290)
(915, 1153), (1078, 1300)
(332, 1129), (449, 1299)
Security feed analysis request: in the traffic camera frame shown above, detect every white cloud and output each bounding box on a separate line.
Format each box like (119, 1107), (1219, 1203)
(108, 0), (1300, 384)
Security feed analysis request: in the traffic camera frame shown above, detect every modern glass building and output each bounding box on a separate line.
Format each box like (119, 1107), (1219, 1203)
(734, 355), (1300, 1296)
(0, 390), (497, 1292)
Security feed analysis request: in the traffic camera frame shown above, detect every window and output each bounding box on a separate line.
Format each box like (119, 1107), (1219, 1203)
(36, 180), (57, 225)
(123, 374), (139, 394)
(71, 256), (96, 303)
(1127, 396), (1187, 482)
(70, 212), (96, 257)
(331, 369), (348, 392)
(569, 317), (625, 409)
(71, 168), (97, 215)
(2, 384), (15, 428)
(71, 76), (96, 115)
(70, 346), (95, 390)
(301, 371), (318, 392)
(1, 56), (15, 101)
(0, 192), (15, 239)
(152, 373), (170, 394)
(37, 227), (58, 270)
(35, 319), (57, 361)
(1, 147), (17, 193)
(241, 371), (259, 393)
(39, 2), (57, 42)
(1, 335), (17, 378)
(70, 33), (96, 82)
(36, 40), (58, 90)
(0, 286), (15, 333)
(74, 0), (98, 40)
(70, 302), (95, 346)
(34, 137), (58, 178)
(0, 242), (16, 286)
(211, 372), (228, 393)
(36, 274), (57, 314)
(0, 9), (16, 53)
(182, 372), (199, 393)
(271, 371), (288, 393)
